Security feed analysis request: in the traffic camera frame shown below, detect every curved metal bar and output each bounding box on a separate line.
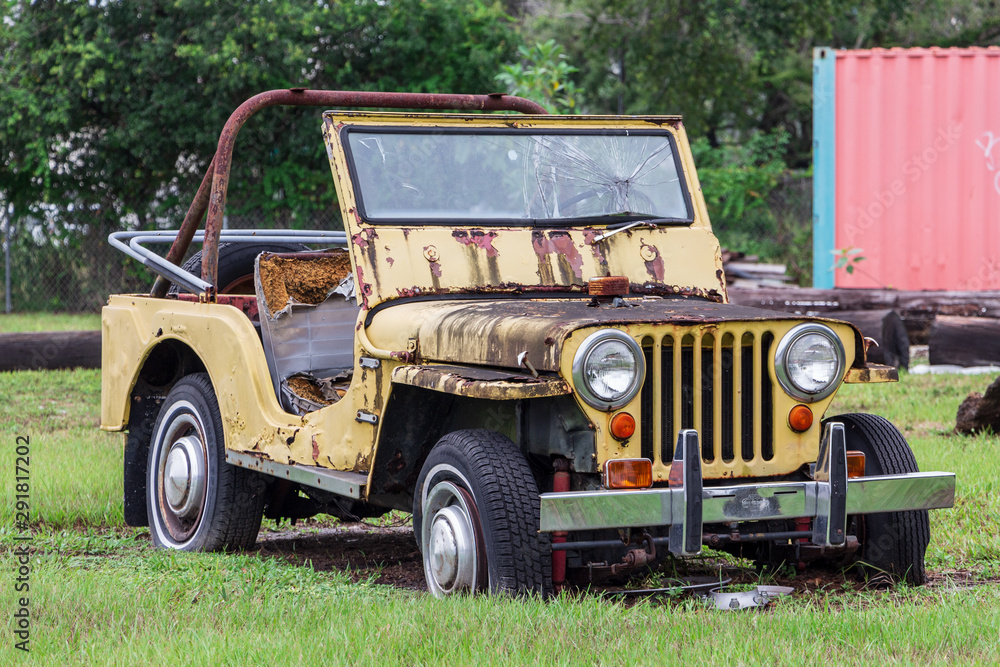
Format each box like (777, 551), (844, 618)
(112, 230), (347, 295)
(198, 89), (548, 299)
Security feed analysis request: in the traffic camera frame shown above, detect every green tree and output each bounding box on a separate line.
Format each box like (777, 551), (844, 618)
(0, 0), (519, 229)
(526, 0), (1000, 166)
(0, 0), (517, 309)
(495, 40), (583, 113)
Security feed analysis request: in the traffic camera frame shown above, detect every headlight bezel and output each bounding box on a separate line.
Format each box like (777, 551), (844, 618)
(571, 329), (645, 411)
(774, 323), (846, 402)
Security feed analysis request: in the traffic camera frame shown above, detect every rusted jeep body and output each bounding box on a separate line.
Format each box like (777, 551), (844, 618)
(102, 89), (954, 595)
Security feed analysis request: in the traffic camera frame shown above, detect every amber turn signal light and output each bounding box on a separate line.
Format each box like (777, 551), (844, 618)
(846, 451), (866, 478)
(788, 404), (814, 432)
(604, 459), (653, 489)
(609, 412), (636, 440)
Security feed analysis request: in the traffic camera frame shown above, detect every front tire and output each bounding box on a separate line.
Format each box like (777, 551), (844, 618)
(146, 373), (264, 551)
(413, 430), (551, 597)
(830, 413), (930, 585)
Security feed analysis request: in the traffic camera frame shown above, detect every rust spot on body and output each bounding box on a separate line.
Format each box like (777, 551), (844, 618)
(532, 230), (584, 283)
(355, 265), (372, 309)
(352, 228), (377, 250)
(644, 255), (665, 282)
(453, 229), (500, 257)
(352, 452), (370, 472)
(387, 450), (406, 473)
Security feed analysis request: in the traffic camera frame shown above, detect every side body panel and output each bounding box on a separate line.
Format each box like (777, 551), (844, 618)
(101, 296), (385, 474)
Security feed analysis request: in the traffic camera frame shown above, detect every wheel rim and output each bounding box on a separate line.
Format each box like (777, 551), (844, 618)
(152, 403), (210, 546)
(422, 480), (484, 597)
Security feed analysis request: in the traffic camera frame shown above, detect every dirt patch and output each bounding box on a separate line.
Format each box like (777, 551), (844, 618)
(257, 523), (425, 590)
(258, 251), (353, 317)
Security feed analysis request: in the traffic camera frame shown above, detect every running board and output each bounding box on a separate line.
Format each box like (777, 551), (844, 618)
(226, 450), (366, 499)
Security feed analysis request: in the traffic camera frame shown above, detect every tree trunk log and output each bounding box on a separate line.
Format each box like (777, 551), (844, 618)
(828, 310), (909, 369)
(728, 286), (999, 344)
(0, 331), (101, 371)
(929, 316), (1000, 367)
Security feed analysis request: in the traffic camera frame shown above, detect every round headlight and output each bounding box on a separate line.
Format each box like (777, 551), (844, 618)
(572, 330), (644, 410)
(775, 323), (846, 402)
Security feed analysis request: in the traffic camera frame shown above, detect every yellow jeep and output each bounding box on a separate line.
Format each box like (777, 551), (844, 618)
(102, 89), (954, 596)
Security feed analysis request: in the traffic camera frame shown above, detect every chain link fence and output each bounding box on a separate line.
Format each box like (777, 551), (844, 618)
(1, 174), (813, 314)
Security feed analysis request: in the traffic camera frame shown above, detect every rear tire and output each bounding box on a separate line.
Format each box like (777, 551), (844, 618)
(146, 373), (264, 551)
(827, 413), (930, 585)
(413, 430), (551, 597)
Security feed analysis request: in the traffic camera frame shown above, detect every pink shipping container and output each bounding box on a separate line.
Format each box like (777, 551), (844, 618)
(812, 47), (1000, 289)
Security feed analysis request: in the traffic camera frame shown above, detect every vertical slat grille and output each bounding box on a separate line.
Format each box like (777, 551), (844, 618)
(640, 342), (654, 461)
(659, 336), (674, 463)
(700, 334), (714, 461)
(740, 333), (755, 462)
(760, 332), (775, 461)
(645, 327), (775, 471)
(720, 334), (735, 462)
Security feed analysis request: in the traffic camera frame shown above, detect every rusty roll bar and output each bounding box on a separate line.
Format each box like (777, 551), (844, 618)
(155, 89), (548, 300)
(150, 155), (216, 297)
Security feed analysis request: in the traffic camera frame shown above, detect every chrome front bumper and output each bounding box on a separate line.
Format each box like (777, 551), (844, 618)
(539, 423), (956, 557)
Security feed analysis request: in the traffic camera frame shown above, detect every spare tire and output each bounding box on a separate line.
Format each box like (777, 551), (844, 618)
(170, 242), (309, 295)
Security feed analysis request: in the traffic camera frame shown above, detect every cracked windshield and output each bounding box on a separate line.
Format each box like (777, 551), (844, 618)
(346, 130), (691, 223)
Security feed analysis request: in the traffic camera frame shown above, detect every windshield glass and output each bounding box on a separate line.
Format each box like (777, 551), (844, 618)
(344, 129), (692, 224)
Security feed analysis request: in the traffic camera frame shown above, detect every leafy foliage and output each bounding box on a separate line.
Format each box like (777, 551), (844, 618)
(0, 0), (519, 230)
(0, 0), (518, 309)
(527, 0), (1000, 167)
(495, 40), (583, 113)
(834, 247), (867, 275)
(692, 130), (790, 227)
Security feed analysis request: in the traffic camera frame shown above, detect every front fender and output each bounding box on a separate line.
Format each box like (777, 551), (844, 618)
(100, 295), (288, 439)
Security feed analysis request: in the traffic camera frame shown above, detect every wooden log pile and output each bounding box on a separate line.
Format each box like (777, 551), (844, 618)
(721, 250), (793, 288)
(0, 331), (101, 371)
(729, 286), (1000, 367)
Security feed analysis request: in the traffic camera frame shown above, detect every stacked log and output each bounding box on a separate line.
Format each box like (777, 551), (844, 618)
(729, 286), (1000, 345)
(721, 250), (792, 288)
(929, 316), (1000, 367)
(0, 331), (101, 371)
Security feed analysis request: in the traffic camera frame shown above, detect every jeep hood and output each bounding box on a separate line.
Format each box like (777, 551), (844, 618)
(365, 298), (863, 372)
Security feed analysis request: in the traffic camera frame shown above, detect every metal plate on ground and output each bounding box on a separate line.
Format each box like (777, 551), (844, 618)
(603, 575), (731, 597)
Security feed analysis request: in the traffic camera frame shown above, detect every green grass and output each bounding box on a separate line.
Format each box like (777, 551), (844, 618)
(1, 368), (998, 663)
(1, 546), (997, 664)
(0, 371), (121, 529)
(827, 371), (1000, 572)
(0, 313), (101, 333)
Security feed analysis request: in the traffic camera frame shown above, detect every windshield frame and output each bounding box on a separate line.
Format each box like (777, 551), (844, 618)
(340, 126), (695, 227)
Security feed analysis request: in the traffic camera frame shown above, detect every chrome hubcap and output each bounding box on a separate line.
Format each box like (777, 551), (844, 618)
(163, 435), (206, 519)
(429, 506), (475, 590)
(151, 403), (211, 546)
(422, 480), (480, 596)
